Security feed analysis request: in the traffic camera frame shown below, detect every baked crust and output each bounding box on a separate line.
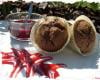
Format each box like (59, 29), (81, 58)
(74, 20), (95, 53)
(35, 17), (68, 52)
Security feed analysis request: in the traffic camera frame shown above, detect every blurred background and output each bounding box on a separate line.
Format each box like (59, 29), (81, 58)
(0, 0), (100, 4)
(0, 0), (100, 33)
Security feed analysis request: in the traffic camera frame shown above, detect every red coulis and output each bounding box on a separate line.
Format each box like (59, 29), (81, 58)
(10, 20), (35, 40)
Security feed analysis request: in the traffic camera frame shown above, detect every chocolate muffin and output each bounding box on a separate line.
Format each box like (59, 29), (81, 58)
(70, 15), (96, 55)
(74, 20), (95, 53)
(30, 16), (70, 53)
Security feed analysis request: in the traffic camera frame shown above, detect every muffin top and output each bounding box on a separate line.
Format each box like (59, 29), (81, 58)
(34, 16), (68, 52)
(74, 20), (95, 53)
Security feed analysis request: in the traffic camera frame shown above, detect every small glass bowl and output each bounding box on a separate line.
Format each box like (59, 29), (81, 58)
(6, 12), (43, 41)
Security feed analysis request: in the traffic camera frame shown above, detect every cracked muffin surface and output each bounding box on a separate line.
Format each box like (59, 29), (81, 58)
(35, 17), (68, 52)
(74, 20), (95, 53)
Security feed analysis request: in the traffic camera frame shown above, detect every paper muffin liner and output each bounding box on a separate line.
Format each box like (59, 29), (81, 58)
(68, 15), (97, 56)
(30, 16), (71, 54)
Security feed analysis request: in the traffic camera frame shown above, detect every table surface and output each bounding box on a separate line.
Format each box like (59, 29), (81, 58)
(0, 21), (100, 80)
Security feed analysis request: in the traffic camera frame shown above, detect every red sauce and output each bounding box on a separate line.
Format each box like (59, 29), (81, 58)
(14, 20), (33, 23)
(10, 20), (35, 40)
(1, 48), (66, 78)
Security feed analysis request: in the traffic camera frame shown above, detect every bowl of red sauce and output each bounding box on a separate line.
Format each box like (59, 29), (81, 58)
(6, 12), (43, 41)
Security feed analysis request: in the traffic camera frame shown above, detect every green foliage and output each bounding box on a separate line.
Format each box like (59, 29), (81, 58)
(73, 0), (100, 11)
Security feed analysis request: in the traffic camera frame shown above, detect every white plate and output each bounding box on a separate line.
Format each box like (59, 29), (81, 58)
(0, 21), (100, 79)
